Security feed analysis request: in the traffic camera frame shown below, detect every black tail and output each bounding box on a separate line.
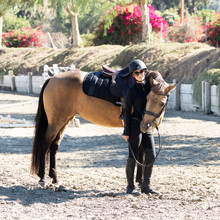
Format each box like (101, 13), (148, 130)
(31, 79), (50, 175)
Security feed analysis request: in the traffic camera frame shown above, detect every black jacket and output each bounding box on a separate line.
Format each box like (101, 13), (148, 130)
(123, 81), (151, 136)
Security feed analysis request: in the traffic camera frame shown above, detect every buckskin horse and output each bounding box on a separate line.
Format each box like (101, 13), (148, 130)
(31, 66), (177, 187)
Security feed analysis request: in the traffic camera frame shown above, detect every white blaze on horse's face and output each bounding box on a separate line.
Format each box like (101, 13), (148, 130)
(140, 78), (177, 133)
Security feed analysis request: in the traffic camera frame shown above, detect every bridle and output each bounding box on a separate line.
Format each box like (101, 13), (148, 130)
(143, 89), (170, 122)
(129, 89), (170, 168)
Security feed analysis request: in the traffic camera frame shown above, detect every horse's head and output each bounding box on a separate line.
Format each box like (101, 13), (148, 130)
(140, 71), (177, 133)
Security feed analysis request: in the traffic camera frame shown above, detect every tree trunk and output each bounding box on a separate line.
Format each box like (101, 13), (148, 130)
(0, 16), (2, 47)
(71, 14), (80, 47)
(66, 5), (81, 47)
(139, 1), (151, 42)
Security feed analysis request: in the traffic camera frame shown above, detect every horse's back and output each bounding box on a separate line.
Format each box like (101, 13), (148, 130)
(42, 70), (123, 127)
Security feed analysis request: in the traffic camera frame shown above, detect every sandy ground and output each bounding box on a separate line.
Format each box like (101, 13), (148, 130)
(0, 90), (220, 220)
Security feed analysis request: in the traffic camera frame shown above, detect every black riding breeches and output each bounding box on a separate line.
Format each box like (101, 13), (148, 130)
(128, 119), (156, 164)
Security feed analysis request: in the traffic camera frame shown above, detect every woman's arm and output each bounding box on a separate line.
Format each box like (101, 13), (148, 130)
(123, 88), (133, 136)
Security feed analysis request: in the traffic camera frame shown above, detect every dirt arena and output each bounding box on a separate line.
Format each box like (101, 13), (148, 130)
(0, 90), (220, 220)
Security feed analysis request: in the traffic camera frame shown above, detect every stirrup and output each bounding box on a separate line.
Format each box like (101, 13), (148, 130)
(119, 103), (125, 120)
(119, 113), (125, 120)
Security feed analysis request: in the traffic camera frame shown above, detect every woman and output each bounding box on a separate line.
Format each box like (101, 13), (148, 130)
(122, 59), (158, 195)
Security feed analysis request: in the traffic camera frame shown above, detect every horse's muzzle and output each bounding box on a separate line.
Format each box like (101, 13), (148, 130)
(140, 121), (152, 133)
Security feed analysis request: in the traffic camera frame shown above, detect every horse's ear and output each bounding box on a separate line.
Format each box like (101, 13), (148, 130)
(150, 77), (158, 87)
(166, 82), (178, 93)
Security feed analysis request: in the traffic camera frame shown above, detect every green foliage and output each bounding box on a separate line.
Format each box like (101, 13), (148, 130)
(0, 68), (6, 83)
(162, 9), (179, 26)
(78, 11), (103, 34)
(80, 33), (95, 47)
(0, 0), (40, 16)
(152, 0), (180, 12)
(50, 10), (71, 36)
(195, 8), (219, 25)
(168, 16), (205, 43)
(3, 12), (31, 32)
(193, 68), (220, 106)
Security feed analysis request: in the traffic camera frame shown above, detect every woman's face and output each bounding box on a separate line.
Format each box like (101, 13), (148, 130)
(132, 69), (146, 82)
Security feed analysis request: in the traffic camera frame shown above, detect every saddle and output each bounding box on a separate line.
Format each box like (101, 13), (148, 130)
(101, 65), (134, 98)
(82, 65), (135, 119)
(101, 65), (130, 78)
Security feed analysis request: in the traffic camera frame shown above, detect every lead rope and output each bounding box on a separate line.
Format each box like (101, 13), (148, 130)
(129, 121), (162, 168)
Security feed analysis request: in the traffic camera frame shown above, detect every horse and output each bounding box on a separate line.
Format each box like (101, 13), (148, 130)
(30, 69), (177, 187)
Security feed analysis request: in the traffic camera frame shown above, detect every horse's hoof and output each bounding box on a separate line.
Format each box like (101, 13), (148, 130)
(38, 180), (48, 188)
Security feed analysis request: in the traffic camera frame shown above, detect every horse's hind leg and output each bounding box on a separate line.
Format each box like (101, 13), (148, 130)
(38, 124), (62, 187)
(49, 122), (70, 185)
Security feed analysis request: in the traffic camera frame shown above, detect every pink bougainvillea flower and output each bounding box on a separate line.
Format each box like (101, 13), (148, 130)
(2, 26), (46, 48)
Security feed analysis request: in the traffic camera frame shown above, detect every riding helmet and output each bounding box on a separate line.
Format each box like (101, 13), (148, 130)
(129, 59), (147, 74)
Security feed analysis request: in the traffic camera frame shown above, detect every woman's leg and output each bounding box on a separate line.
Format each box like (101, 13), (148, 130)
(125, 120), (141, 194)
(141, 130), (159, 194)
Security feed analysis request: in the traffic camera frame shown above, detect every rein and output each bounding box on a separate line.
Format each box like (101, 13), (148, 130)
(130, 89), (170, 168)
(129, 122), (162, 168)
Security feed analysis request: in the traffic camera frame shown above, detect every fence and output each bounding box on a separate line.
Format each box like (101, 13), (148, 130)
(0, 65), (220, 116)
(167, 81), (220, 115)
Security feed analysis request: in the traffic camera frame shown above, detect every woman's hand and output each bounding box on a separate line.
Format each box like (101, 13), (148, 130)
(122, 135), (129, 141)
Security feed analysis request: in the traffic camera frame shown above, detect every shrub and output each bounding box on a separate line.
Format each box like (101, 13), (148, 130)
(93, 4), (168, 46)
(2, 26), (47, 47)
(202, 16), (220, 46)
(168, 16), (205, 43)
(196, 9), (219, 25)
(162, 9), (179, 26)
(3, 12), (31, 32)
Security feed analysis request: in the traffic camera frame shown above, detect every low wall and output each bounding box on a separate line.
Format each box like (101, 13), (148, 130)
(0, 75), (11, 88)
(167, 84), (200, 111)
(1, 74), (220, 116)
(211, 85), (220, 115)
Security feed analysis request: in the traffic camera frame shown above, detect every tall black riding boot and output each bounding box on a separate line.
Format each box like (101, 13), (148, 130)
(141, 149), (159, 194)
(126, 157), (140, 195)
(136, 144), (144, 186)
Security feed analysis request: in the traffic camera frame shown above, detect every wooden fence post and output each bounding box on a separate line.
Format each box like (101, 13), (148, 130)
(8, 70), (15, 91)
(202, 81), (211, 114)
(43, 65), (49, 82)
(53, 64), (59, 75)
(28, 72), (32, 93)
(204, 81), (211, 114)
(202, 81), (205, 111)
(71, 64), (75, 70)
(173, 79), (181, 110)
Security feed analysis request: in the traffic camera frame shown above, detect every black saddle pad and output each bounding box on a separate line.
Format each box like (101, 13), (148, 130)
(83, 72), (120, 106)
